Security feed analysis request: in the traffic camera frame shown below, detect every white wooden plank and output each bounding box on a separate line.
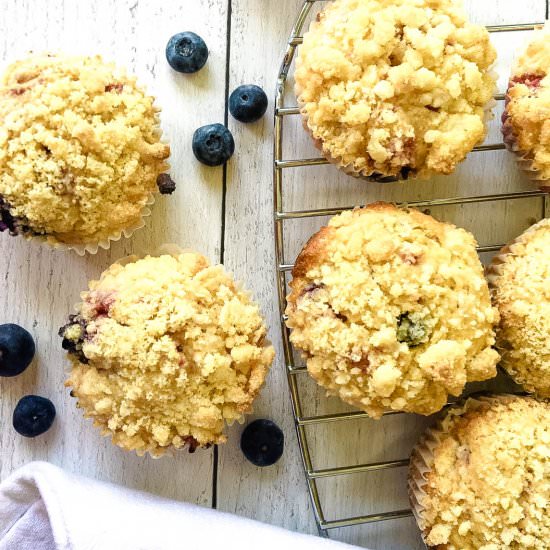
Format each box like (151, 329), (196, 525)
(222, 1), (548, 549)
(218, 0), (318, 535)
(0, 0), (229, 505)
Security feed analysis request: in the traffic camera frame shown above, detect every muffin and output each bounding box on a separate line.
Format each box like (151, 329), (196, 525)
(409, 395), (550, 549)
(487, 219), (550, 398)
(502, 22), (550, 190)
(295, 0), (497, 181)
(59, 250), (275, 456)
(0, 54), (172, 251)
(285, 203), (499, 418)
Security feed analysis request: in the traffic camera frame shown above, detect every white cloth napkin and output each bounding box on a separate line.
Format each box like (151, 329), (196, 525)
(0, 461), (361, 550)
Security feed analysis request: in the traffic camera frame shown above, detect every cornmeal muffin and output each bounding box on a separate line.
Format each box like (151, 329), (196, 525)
(502, 23), (550, 190)
(409, 395), (550, 549)
(487, 219), (550, 398)
(59, 251), (274, 456)
(0, 54), (171, 249)
(295, 0), (496, 181)
(285, 203), (499, 418)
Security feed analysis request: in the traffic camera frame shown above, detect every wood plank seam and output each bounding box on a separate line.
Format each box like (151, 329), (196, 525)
(213, 0), (234, 511)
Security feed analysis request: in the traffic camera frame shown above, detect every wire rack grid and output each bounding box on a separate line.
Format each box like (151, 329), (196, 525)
(273, 0), (549, 541)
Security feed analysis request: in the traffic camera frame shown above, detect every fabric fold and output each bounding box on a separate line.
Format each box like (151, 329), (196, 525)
(0, 462), (360, 550)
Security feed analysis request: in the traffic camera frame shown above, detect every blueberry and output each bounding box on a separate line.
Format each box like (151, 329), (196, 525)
(396, 313), (429, 347)
(241, 419), (284, 467)
(0, 324), (35, 377)
(13, 395), (56, 437)
(229, 85), (268, 123)
(192, 124), (235, 166)
(166, 32), (208, 74)
(156, 173), (177, 195)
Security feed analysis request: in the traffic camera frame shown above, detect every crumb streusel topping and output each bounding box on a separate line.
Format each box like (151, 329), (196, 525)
(411, 396), (550, 549)
(490, 219), (550, 398)
(295, 0), (496, 180)
(61, 252), (275, 456)
(285, 203), (499, 418)
(504, 22), (550, 180)
(0, 54), (170, 244)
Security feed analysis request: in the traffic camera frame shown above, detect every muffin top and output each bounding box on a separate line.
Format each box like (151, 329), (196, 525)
(489, 219), (550, 398)
(504, 23), (550, 180)
(295, 0), (496, 180)
(60, 251), (275, 456)
(410, 396), (550, 549)
(0, 54), (170, 244)
(285, 203), (499, 418)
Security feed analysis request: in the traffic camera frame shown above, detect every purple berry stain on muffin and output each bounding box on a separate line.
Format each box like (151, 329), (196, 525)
(184, 436), (207, 453)
(301, 282), (324, 297)
(104, 83), (123, 93)
(59, 291), (116, 363)
(0, 196), (37, 236)
(510, 72), (545, 90)
(84, 290), (116, 318)
(0, 197), (18, 234)
(59, 314), (89, 364)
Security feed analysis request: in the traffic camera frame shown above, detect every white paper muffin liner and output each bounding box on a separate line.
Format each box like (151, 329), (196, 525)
(64, 244), (265, 458)
(485, 218), (550, 395)
(2, 188), (159, 255)
(407, 393), (526, 548)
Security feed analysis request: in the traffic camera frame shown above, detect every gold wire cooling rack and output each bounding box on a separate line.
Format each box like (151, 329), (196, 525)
(273, 0), (549, 543)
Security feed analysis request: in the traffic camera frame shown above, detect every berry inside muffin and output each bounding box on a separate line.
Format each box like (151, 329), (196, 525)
(0, 54), (170, 245)
(285, 203), (500, 418)
(295, 0), (497, 180)
(60, 251), (274, 456)
(502, 22), (550, 184)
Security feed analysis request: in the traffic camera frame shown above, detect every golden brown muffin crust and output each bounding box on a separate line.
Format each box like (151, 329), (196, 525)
(410, 396), (550, 550)
(61, 252), (275, 456)
(295, 0), (497, 180)
(285, 203), (499, 418)
(503, 23), (550, 180)
(0, 54), (170, 244)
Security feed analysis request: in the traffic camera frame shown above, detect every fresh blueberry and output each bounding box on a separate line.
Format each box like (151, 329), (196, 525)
(241, 419), (284, 467)
(192, 124), (235, 166)
(13, 395), (56, 437)
(229, 85), (268, 123)
(0, 324), (35, 377)
(166, 32), (208, 74)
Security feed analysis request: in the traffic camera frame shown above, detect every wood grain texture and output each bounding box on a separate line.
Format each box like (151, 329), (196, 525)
(247, 1), (548, 549)
(0, 0), (230, 505)
(218, 0), (318, 536)
(0, 1), (548, 549)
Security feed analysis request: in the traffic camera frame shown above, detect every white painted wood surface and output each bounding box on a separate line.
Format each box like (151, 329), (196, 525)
(0, 1), (547, 549)
(0, 0), (229, 506)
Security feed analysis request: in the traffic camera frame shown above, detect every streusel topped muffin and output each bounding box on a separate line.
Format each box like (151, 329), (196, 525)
(285, 203), (499, 418)
(60, 251), (274, 456)
(0, 54), (170, 246)
(487, 219), (550, 397)
(502, 22), (550, 187)
(409, 395), (550, 550)
(295, 0), (496, 180)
